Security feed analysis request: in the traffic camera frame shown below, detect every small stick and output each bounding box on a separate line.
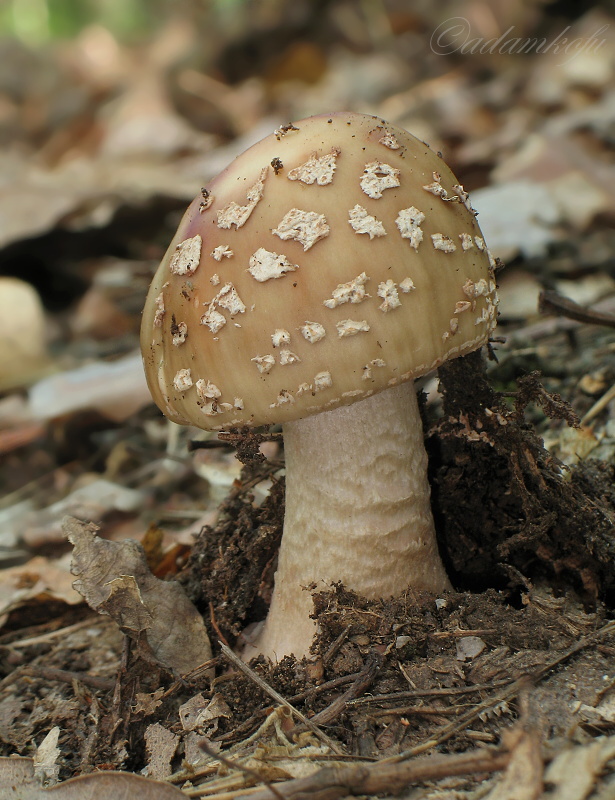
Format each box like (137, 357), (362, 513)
(2, 618), (104, 649)
(370, 705), (466, 718)
(213, 673), (361, 746)
(218, 642), (345, 756)
(581, 382), (615, 426)
(539, 289), (615, 328)
(231, 707), (289, 753)
(346, 677), (514, 707)
(210, 602), (232, 649)
(431, 627), (498, 639)
(322, 625), (351, 666)
(199, 740), (285, 800)
(161, 657), (220, 699)
(295, 652), (382, 729)
(236, 746), (510, 800)
(0, 665), (114, 692)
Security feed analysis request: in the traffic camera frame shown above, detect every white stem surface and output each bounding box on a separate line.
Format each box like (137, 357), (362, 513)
(245, 382), (451, 661)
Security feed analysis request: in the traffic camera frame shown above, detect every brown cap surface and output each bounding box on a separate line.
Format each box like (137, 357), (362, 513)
(141, 112), (498, 429)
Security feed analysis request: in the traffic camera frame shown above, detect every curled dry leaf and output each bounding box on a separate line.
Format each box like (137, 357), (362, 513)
(133, 688), (165, 717)
(0, 756), (187, 800)
(63, 516), (212, 676)
(179, 692), (232, 733)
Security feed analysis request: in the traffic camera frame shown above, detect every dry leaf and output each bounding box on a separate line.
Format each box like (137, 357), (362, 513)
(0, 756), (187, 799)
(16, 479), (145, 549)
(544, 736), (615, 800)
(184, 732), (216, 766)
(472, 181), (560, 260)
(33, 728), (61, 787)
(484, 726), (543, 800)
(144, 723), (179, 780)
(27, 351), (152, 423)
(63, 516), (212, 676)
(555, 426), (600, 466)
(0, 555), (81, 625)
(179, 692), (232, 732)
(133, 688), (165, 717)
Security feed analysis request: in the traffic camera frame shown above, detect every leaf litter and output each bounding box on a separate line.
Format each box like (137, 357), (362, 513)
(1, 2), (615, 797)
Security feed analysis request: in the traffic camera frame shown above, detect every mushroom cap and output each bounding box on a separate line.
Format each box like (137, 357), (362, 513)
(141, 112), (498, 429)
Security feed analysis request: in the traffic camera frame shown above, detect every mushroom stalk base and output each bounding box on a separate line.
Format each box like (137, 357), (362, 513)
(245, 382), (451, 662)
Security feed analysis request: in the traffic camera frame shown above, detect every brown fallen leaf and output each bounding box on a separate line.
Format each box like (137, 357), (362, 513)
(0, 555), (81, 627)
(144, 723), (180, 781)
(543, 735), (615, 800)
(179, 692), (232, 733)
(63, 516), (212, 676)
(0, 756), (186, 799)
(133, 688), (165, 717)
(484, 724), (543, 800)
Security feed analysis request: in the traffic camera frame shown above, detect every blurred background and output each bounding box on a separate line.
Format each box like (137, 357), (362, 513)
(0, 0), (614, 568)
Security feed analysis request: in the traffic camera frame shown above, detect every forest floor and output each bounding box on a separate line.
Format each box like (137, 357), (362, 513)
(0, 3), (614, 797)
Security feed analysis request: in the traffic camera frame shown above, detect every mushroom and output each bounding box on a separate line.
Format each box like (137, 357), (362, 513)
(141, 112), (498, 661)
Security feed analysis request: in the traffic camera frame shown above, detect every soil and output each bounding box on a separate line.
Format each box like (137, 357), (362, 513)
(3, 352), (614, 794)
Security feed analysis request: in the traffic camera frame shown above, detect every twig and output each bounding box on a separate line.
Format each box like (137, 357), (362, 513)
(370, 704), (468, 718)
(346, 677), (513, 707)
(0, 422), (45, 454)
(0, 665), (114, 692)
(539, 289), (615, 329)
(322, 625), (351, 666)
(213, 673), (361, 746)
(235, 746), (510, 800)
(185, 785), (265, 799)
(581, 382), (615, 425)
(289, 671), (360, 704)
(210, 602), (232, 649)
(183, 774), (264, 798)
(162, 657), (220, 699)
(200, 740), (285, 800)
(229, 707), (291, 753)
(293, 651), (382, 730)
(431, 628), (498, 639)
(218, 642), (345, 756)
(0, 617), (105, 649)
(385, 675), (531, 762)
(167, 746), (249, 786)
(265, 753), (376, 763)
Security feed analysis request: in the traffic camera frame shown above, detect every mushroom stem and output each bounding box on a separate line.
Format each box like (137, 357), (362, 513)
(246, 381), (452, 661)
